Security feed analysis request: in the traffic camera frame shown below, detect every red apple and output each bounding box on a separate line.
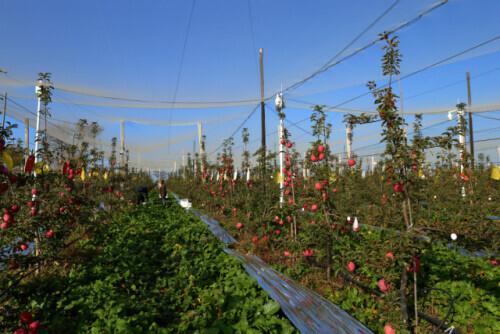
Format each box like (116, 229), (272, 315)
(310, 204), (318, 212)
(12, 329), (28, 334)
(310, 154), (317, 162)
(20, 243), (28, 251)
(29, 321), (41, 332)
(20, 311), (33, 324)
(347, 159), (356, 167)
(31, 188), (39, 196)
(10, 204), (20, 213)
(235, 222), (244, 230)
(2, 212), (12, 223)
(407, 255), (421, 273)
(347, 261), (356, 273)
(384, 324), (396, 334)
(317, 144), (325, 153)
(30, 208), (38, 217)
(314, 182), (322, 191)
(45, 229), (54, 238)
(9, 174), (17, 184)
(393, 182), (404, 193)
(318, 153), (325, 160)
(378, 278), (389, 293)
(303, 249), (314, 257)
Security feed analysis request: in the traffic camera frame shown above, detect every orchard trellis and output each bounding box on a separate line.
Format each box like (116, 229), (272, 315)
(167, 33), (499, 334)
(1, 1), (500, 332)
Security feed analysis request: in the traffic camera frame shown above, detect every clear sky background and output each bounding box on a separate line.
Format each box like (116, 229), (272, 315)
(1, 0), (499, 170)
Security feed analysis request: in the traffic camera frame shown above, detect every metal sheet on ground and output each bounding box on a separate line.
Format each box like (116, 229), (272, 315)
(172, 194), (374, 334)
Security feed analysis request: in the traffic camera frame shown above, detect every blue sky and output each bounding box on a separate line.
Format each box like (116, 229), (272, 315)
(1, 0), (499, 169)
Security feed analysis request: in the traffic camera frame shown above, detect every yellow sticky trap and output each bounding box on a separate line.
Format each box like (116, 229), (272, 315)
(491, 165), (500, 181)
(34, 162), (44, 174)
(80, 168), (86, 181)
(1, 151), (14, 171)
(276, 172), (283, 184)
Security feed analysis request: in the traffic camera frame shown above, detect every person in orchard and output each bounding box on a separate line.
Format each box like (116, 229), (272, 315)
(135, 185), (149, 205)
(158, 179), (167, 204)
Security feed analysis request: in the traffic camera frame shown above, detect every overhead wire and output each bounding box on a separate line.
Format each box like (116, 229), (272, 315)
(0, 0), (446, 108)
(208, 104), (260, 156)
(325, 34), (500, 111)
(278, 34), (500, 136)
(281, 0), (448, 95)
(168, 0), (197, 154)
(405, 66), (500, 101)
(475, 113), (500, 121)
(207, 0), (422, 156)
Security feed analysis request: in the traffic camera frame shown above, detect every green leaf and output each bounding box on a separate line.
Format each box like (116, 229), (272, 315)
(262, 300), (281, 315)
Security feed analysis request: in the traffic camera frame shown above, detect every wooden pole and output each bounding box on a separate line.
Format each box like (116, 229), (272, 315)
(24, 118), (29, 157)
(259, 48), (266, 164)
(120, 120), (125, 168)
(466, 72), (474, 169)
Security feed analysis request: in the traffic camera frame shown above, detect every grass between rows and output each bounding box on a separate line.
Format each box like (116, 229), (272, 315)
(3, 198), (297, 334)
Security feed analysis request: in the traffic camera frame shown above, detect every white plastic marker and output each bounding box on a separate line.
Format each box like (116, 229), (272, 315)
(353, 217), (360, 232)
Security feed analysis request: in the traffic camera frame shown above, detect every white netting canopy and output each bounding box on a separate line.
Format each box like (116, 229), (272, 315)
(1, 0), (499, 169)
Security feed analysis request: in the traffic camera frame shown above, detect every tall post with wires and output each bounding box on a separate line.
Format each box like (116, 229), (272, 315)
(346, 122), (353, 159)
(466, 72), (474, 169)
(198, 121), (204, 174)
(275, 93), (285, 208)
(34, 80), (44, 168)
(259, 48), (266, 171)
(24, 118), (29, 159)
(120, 120), (125, 170)
(456, 103), (467, 197)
